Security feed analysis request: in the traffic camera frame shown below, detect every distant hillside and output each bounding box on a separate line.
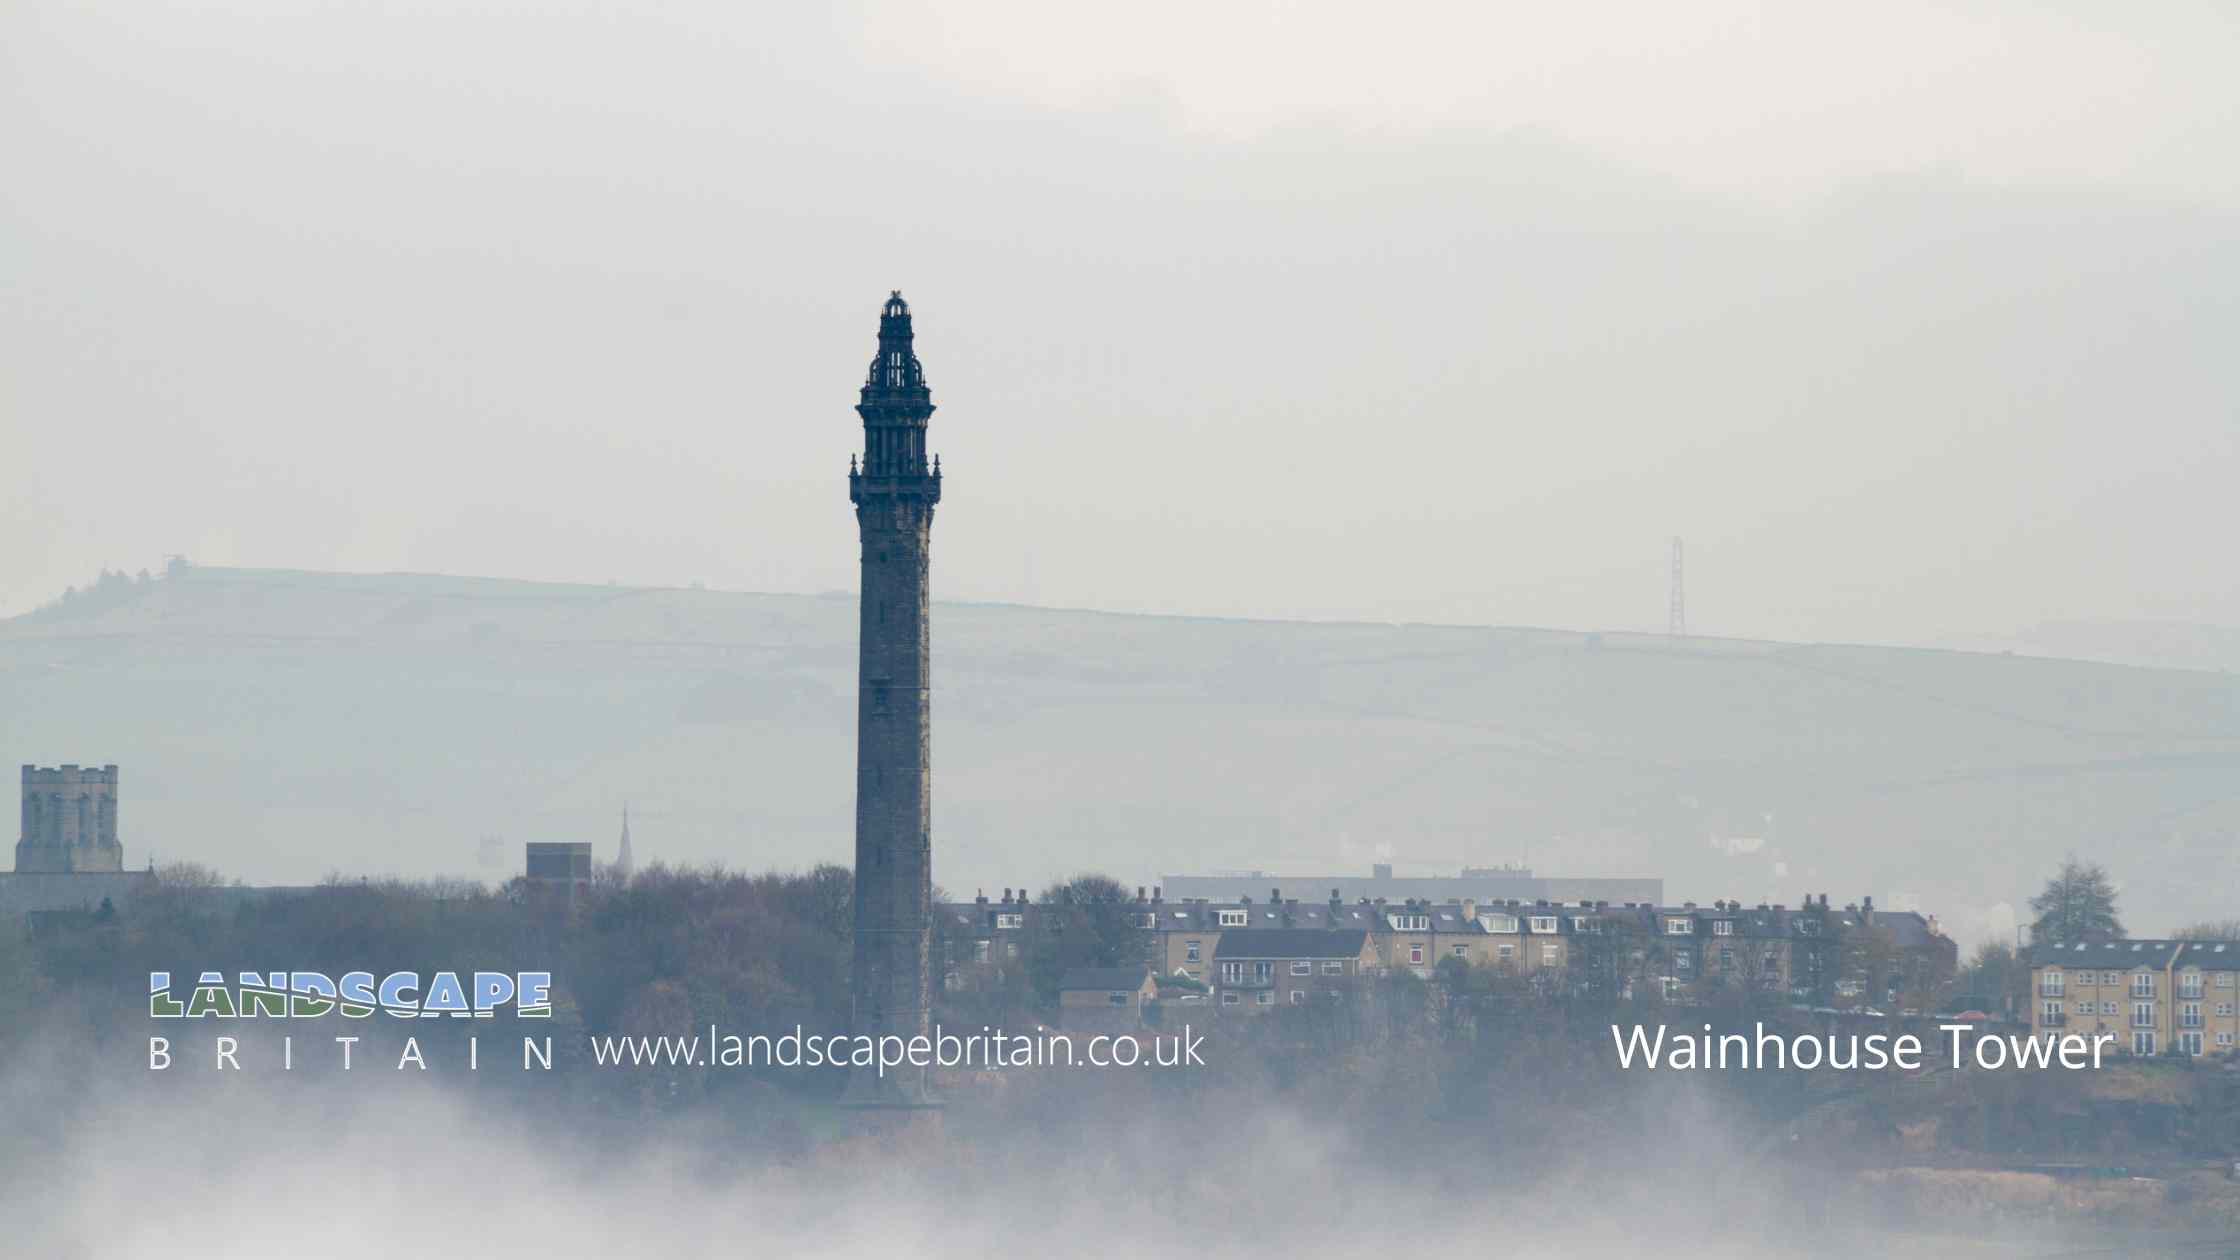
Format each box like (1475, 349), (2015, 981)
(5, 566), (2236, 947)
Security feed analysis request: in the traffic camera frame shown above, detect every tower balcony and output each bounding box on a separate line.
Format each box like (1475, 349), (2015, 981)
(849, 467), (942, 505)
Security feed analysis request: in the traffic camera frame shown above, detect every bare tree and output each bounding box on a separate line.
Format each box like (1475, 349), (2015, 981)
(2027, 858), (2123, 945)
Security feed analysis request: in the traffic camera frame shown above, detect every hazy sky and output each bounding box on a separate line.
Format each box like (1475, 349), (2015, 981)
(5, 1), (2235, 644)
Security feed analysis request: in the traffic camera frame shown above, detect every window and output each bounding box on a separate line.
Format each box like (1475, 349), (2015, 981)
(2133, 1031), (2156, 1056)
(1290, 990), (1305, 1005)
(1666, 917), (1693, 936)
(1255, 991), (1274, 1006)
(2218, 1003), (2235, 1017)
(1185, 940), (1201, 963)
(1452, 944), (1469, 958)
(2179, 971), (2204, 999)
(1573, 917), (1601, 934)
(2040, 970), (2065, 996)
(1712, 920), (1734, 937)
(2220, 1033), (2235, 1048)
(1108, 992), (1129, 1007)
(1221, 992), (1240, 1006)
(2132, 1002), (2156, 1028)
(1483, 914), (1519, 933)
(1290, 960), (1312, 975)
(995, 913), (1024, 930)
(2180, 1003), (2203, 1029)
(1005, 943), (1018, 959)
(2042, 1000), (2063, 1019)
(1136, 913), (1158, 929)
(2104, 972), (2121, 986)
(1253, 961), (1273, 981)
(1718, 946), (1734, 968)
(1541, 943), (1559, 965)
(2217, 973), (2235, 989)
(973, 941), (990, 964)
(1220, 962), (1244, 984)
(2101, 1001), (2116, 1015)
(2131, 973), (2155, 998)
(1408, 945), (1424, 965)
(1390, 914), (1430, 932)
(1218, 909), (1248, 927)
(1529, 916), (1558, 934)
(1321, 961), (1343, 975)
(1674, 950), (1694, 973)
(1497, 943), (1515, 960)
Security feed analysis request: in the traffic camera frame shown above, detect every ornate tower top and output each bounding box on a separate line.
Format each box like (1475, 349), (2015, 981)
(862, 292), (930, 401)
(851, 290), (941, 494)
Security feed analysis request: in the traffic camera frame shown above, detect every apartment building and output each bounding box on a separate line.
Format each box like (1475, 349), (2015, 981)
(1211, 928), (1377, 1012)
(2030, 938), (2240, 1058)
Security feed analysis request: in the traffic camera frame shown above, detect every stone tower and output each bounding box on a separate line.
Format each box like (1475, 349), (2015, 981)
(846, 292), (941, 1104)
(17, 764), (125, 873)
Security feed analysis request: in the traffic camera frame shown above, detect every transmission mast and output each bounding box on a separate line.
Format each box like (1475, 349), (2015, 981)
(1668, 536), (1686, 637)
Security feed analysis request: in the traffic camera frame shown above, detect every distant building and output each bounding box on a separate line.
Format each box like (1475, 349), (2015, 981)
(17, 764), (124, 873)
(1213, 928), (1376, 1012)
(616, 805), (634, 879)
(1158, 865), (1660, 907)
(5, 764), (151, 917)
(524, 841), (593, 908)
(1057, 966), (1156, 1031)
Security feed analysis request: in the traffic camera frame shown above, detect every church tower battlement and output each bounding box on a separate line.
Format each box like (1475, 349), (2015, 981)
(17, 764), (125, 874)
(846, 292), (940, 1105)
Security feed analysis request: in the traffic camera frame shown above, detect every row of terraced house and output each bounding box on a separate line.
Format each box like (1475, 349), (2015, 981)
(941, 885), (1957, 1016)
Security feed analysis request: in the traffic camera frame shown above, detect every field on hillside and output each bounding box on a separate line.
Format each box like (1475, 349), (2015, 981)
(4, 566), (2236, 943)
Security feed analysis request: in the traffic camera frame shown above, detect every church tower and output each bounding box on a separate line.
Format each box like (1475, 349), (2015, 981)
(846, 292), (940, 1103)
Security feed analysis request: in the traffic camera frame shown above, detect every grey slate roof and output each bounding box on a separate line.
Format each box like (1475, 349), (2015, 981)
(1058, 967), (1153, 992)
(2032, 939), (2240, 969)
(1213, 928), (1370, 960)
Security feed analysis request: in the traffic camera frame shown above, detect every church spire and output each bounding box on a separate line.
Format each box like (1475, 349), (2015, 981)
(617, 803), (634, 879)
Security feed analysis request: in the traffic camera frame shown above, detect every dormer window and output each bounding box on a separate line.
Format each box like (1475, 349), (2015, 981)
(1665, 917), (1693, 936)
(1528, 915), (1558, 934)
(1712, 920), (1734, 936)
(1483, 914), (1519, 934)
(1388, 913), (1430, 932)
(994, 913), (1023, 930)
(1218, 909), (1248, 928)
